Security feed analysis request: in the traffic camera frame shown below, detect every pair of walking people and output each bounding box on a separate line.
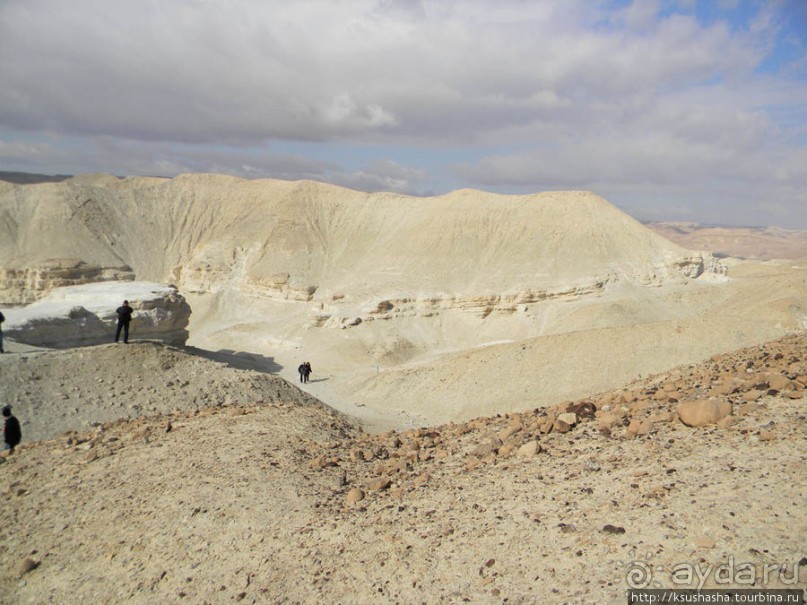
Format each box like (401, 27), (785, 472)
(298, 361), (312, 383)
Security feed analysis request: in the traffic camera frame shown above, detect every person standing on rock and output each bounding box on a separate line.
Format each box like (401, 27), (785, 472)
(3, 406), (21, 454)
(0, 309), (5, 353)
(115, 300), (134, 344)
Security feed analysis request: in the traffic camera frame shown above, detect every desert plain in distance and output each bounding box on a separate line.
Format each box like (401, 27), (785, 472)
(0, 173), (804, 603)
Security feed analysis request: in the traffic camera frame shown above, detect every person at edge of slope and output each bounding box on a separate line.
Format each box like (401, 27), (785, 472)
(3, 406), (21, 454)
(115, 300), (134, 344)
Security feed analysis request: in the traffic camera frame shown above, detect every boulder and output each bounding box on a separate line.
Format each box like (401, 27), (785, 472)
(3, 281), (191, 348)
(677, 399), (732, 427)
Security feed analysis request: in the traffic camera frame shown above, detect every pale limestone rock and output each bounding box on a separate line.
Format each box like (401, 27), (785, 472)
(516, 441), (541, 457)
(677, 399), (732, 427)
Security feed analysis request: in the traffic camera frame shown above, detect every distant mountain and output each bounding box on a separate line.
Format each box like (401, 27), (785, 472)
(647, 221), (807, 260)
(0, 170), (73, 184)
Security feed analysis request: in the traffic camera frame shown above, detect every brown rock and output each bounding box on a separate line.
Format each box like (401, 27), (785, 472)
(516, 441), (541, 457)
(629, 400), (649, 414)
(413, 473), (430, 486)
(648, 411), (676, 424)
(557, 412), (577, 426)
(625, 419), (654, 438)
(597, 413), (623, 431)
(758, 430), (777, 441)
(568, 401), (596, 419)
(694, 536), (716, 549)
(364, 476), (392, 491)
(498, 439), (521, 457)
(715, 416), (735, 429)
(470, 438), (501, 458)
(465, 458), (483, 471)
(346, 488), (365, 505)
(553, 419), (572, 433)
(677, 399), (732, 427)
(738, 401), (762, 416)
(497, 419), (523, 441)
(19, 557), (39, 576)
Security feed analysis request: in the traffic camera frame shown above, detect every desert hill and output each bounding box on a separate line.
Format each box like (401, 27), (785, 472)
(0, 341), (328, 443)
(0, 174), (708, 303)
(1, 174), (805, 429)
(0, 333), (803, 603)
(647, 222), (807, 261)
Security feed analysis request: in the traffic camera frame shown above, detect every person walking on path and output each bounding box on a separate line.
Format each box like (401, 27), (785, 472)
(0, 309), (5, 353)
(297, 362), (313, 383)
(115, 300), (134, 344)
(3, 406), (21, 454)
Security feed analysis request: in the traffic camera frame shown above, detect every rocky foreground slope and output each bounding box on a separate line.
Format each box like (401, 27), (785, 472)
(0, 333), (803, 603)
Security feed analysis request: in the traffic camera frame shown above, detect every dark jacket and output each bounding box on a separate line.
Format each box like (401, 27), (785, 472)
(5, 415), (21, 448)
(116, 305), (133, 324)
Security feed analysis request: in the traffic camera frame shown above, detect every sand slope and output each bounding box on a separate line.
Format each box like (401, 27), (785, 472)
(0, 334), (803, 603)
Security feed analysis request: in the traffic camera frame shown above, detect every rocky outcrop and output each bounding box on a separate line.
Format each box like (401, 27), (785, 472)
(3, 281), (191, 348)
(0, 259), (135, 304)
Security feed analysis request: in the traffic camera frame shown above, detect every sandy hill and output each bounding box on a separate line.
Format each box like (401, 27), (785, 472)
(0, 342), (327, 443)
(0, 174), (706, 302)
(0, 333), (803, 603)
(1, 174), (805, 430)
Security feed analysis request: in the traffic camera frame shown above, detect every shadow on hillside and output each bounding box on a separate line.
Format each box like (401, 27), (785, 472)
(184, 346), (283, 374)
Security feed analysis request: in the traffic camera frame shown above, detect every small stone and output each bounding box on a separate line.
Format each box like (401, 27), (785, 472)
(694, 536), (716, 549)
(602, 524), (626, 534)
(568, 401), (596, 419)
(364, 476), (391, 491)
(346, 488), (365, 505)
(497, 420), (522, 441)
(19, 558), (39, 576)
(557, 412), (578, 426)
(758, 430), (777, 441)
(470, 439), (500, 458)
(625, 419), (654, 438)
(597, 413), (623, 431)
(715, 416), (735, 429)
(553, 419), (572, 434)
(516, 441), (541, 457)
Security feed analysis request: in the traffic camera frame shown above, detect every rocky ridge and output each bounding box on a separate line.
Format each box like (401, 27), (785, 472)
(0, 333), (803, 603)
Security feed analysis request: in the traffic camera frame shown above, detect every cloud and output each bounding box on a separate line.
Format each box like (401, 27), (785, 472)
(0, 0), (804, 227)
(0, 0), (765, 145)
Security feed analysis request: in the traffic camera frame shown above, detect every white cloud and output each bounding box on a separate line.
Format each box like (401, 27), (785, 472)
(0, 0), (804, 227)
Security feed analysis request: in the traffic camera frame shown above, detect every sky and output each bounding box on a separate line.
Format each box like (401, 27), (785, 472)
(1, 0), (805, 228)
